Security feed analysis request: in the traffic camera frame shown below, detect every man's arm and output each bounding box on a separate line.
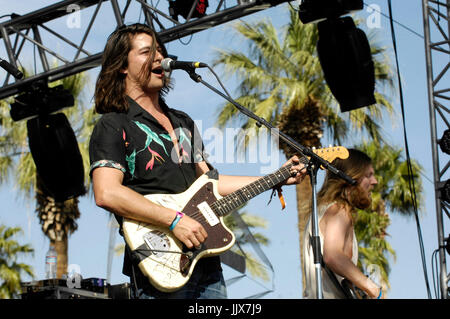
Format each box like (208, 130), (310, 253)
(195, 156), (306, 196)
(321, 205), (383, 299)
(92, 166), (207, 249)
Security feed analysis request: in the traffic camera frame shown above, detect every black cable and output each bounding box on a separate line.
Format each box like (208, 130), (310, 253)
(178, 34), (194, 46)
(363, 2), (424, 39)
(206, 65), (232, 98)
(386, 0), (432, 299)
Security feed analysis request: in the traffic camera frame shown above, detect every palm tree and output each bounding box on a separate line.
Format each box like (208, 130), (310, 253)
(0, 70), (92, 279)
(0, 225), (34, 298)
(212, 5), (396, 290)
(354, 141), (423, 293)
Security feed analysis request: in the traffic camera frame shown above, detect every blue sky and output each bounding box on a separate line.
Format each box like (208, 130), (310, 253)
(0, 0), (448, 299)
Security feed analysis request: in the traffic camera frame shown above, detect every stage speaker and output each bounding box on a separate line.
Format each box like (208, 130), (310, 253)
(27, 113), (85, 202)
(317, 17), (376, 112)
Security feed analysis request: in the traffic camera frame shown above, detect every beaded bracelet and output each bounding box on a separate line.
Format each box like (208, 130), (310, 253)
(169, 211), (184, 231)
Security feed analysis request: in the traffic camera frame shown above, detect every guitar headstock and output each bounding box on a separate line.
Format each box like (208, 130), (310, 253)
(312, 146), (349, 164)
(299, 146), (349, 169)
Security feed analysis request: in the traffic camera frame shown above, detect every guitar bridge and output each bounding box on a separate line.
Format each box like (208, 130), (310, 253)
(143, 231), (170, 257)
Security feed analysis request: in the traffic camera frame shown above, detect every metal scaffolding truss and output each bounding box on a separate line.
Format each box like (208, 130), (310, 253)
(1, 0), (448, 299)
(0, 0), (288, 100)
(422, 0), (450, 299)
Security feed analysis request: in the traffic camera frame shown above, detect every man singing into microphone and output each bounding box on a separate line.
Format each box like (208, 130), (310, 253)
(89, 23), (306, 299)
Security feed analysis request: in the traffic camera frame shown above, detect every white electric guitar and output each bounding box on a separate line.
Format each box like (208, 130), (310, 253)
(122, 146), (349, 292)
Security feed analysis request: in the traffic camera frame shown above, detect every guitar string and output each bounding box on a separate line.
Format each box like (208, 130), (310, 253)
(142, 157), (307, 266)
(188, 164), (294, 222)
(141, 153), (330, 270)
(138, 165), (294, 273)
(184, 163), (295, 224)
(170, 151), (328, 224)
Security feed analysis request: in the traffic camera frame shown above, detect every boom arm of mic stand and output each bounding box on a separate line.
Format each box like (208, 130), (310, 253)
(187, 70), (356, 185)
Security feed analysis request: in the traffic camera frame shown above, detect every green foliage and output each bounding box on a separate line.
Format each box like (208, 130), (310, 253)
(354, 141), (423, 288)
(224, 211), (269, 246)
(0, 70), (97, 200)
(0, 67), (97, 277)
(212, 4), (421, 293)
(213, 5), (395, 149)
(0, 225), (34, 299)
(354, 208), (394, 287)
(223, 211), (271, 282)
(358, 141), (423, 216)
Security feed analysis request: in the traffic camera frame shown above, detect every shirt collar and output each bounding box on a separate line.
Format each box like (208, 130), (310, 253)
(126, 95), (144, 119)
(125, 95), (182, 129)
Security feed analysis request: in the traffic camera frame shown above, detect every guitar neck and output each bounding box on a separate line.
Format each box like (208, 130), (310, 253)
(212, 163), (294, 217)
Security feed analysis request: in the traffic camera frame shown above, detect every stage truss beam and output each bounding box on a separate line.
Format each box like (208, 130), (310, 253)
(422, 0), (450, 299)
(0, 0), (288, 100)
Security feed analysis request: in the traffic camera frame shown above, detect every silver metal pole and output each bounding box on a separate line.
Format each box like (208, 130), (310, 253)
(422, 0), (449, 299)
(310, 166), (323, 299)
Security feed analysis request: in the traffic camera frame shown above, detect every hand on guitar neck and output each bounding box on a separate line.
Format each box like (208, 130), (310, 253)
(279, 155), (308, 186)
(123, 147), (349, 292)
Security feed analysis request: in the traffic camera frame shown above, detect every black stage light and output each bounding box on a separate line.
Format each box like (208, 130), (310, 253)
(27, 113), (86, 202)
(10, 81), (74, 122)
(298, 0), (375, 112)
(438, 129), (450, 155)
(298, 0), (363, 24)
(317, 17), (376, 112)
(10, 81), (85, 201)
(440, 179), (450, 204)
(168, 0), (208, 21)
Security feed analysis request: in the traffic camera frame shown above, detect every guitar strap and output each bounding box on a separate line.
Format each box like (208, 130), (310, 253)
(309, 235), (353, 299)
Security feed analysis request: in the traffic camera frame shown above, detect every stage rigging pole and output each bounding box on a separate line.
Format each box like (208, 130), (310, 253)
(422, 0), (449, 299)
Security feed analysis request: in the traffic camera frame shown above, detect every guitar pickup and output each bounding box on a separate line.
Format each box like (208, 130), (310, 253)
(197, 201), (220, 226)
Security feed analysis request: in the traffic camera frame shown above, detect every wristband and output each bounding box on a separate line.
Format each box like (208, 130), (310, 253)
(169, 211), (184, 231)
(377, 288), (382, 299)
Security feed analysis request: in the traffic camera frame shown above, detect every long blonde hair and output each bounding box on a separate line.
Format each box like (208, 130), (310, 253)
(317, 148), (372, 214)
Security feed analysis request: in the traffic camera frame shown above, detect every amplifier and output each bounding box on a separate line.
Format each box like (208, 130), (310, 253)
(21, 285), (109, 299)
(20, 279), (130, 299)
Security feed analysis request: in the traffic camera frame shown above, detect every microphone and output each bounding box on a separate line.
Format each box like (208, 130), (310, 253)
(0, 58), (23, 79)
(161, 58), (207, 72)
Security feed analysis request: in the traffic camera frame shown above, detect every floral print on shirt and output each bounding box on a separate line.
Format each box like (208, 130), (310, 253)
(122, 120), (193, 178)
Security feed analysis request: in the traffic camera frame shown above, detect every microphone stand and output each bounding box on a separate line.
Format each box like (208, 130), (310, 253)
(185, 68), (355, 299)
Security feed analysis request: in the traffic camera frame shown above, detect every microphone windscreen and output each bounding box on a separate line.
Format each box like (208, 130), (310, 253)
(161, 58), (173, 72)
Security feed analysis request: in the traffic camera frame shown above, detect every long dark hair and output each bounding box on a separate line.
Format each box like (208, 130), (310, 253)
(94, 23), (171, 114)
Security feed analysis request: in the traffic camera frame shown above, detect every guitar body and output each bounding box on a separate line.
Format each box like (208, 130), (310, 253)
(121, 146), (349, 292)
(122, 169), (235, 292)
